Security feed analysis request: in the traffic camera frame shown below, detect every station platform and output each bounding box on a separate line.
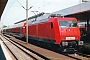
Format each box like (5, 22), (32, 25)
(0, 39), (13, 60)
(0, 34), (76, 60)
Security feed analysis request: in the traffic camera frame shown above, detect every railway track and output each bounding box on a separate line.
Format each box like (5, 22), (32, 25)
(59, 45), (90, 60)
(67, 52), (90, 60)
(0, 34), (49, 60)
(1, 34), (90, 60)
(76, 52), (90, 58)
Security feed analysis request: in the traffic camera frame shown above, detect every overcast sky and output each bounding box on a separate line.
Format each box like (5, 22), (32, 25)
(1, 0), (81, 26)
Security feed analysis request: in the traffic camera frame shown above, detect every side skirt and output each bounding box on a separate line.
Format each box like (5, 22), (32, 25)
(28, 36), (56, 44)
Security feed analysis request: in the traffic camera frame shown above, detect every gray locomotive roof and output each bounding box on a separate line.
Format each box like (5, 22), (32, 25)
(53, 1), (90, 16)
(28, 14), (49, 25)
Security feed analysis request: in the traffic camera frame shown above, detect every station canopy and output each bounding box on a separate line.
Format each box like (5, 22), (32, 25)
(53, 1), (90, 21)
(0, 0), (8, 18)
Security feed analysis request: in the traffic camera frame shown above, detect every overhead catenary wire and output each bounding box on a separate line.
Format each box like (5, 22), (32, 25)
(32, 0), (39, 6)
(1, 0), (16, 21)
(34, 0), (57, 10)
(16, 0), (26, 9)
(5, 0), (16, 14)
(16, 0), (57, 14)
(8, 0), (16, 10)
(29, 0), (58, 17)
(16, 0), (39, 10)
(28, 0), (40, 10)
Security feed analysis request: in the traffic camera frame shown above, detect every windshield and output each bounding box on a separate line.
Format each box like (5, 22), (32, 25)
(59, 20), (78, 28)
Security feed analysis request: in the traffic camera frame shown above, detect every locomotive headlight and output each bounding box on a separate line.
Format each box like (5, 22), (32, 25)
(62, 42), (65, 46)
(23, 27), (25, 28)
(65, 42), (68, 46)
(62, 42), (68, 46)
(78, 41), (84, 45)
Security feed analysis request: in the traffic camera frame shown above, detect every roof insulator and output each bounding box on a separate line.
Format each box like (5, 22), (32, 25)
(49, 14), (62, 17)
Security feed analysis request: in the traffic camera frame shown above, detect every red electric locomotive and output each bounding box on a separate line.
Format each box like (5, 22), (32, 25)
(3, 13), (83, 47)
(27, 13), (83, 47)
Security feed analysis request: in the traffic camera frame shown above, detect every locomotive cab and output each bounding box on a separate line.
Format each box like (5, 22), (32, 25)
(53, 17), (84, 47)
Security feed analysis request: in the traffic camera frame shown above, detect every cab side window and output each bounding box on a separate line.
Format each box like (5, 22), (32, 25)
(50, 22), (53, 28)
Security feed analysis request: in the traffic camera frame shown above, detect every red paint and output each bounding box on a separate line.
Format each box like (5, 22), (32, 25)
(4, 17), (80, 45)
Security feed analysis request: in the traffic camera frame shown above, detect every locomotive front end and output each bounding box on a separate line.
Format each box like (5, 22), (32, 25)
(58, 18), (83, 47)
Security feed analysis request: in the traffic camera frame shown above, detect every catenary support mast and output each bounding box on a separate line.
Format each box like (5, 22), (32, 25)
(26, 0), (28, 43)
